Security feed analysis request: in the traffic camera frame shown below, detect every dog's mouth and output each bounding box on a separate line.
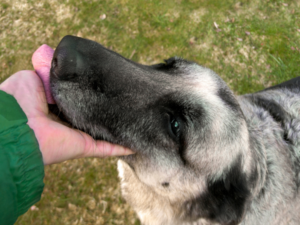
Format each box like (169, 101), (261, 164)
(48, 101), (119, 146)
(47, 37), (107, 141)
(47, 36), (140, 152)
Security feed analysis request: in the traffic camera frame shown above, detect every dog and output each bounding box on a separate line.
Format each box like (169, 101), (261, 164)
(49, 35), (300, 225)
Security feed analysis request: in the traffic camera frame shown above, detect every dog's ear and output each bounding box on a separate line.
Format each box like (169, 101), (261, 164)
(183, 158), (251, 225)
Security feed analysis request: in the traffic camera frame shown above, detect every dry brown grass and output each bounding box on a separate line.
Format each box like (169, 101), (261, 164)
(34, 158), (139, 225)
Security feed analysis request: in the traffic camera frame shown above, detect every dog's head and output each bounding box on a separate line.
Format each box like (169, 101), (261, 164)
(50, 36), (257, 224)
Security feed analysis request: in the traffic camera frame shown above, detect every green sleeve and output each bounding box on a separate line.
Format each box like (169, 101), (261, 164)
(0, 90), (45, 225)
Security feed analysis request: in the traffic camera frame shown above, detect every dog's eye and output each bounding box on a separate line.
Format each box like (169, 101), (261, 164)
(163, 112), (182, 141)
(170, 116), (181, 138)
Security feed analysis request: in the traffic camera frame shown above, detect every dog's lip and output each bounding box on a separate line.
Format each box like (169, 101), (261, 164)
(47, 93), (116, 143)
(94, 124), (116, 142)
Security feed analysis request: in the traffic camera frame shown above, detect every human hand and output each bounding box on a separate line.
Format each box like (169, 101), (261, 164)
(0, 70), (134, 165)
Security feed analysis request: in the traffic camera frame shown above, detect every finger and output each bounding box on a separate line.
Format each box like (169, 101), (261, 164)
(95, 141), (135, 157)
(78, 130), (135, 158)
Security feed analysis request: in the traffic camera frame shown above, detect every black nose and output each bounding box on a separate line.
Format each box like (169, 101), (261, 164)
(51, 35), (84, 80)
(50, 35), (142, 86)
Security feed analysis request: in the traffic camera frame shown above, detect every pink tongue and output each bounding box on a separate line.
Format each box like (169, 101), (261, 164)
(32, 44), (55, 104)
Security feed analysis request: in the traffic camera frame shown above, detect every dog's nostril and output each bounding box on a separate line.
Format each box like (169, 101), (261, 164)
(52, 57), (58, 69)
(51, 57), (60, 78)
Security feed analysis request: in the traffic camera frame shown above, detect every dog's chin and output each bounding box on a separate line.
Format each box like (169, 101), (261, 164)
(48, 104), (117, 142)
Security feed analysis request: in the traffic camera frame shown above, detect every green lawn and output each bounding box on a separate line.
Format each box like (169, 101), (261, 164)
(1, 0), (299, 224)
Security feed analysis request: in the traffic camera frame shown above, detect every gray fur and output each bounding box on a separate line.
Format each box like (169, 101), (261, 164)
(50, 36), (300, 225)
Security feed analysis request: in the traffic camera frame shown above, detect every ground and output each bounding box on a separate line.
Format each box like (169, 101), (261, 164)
(0, 0), (299, 224)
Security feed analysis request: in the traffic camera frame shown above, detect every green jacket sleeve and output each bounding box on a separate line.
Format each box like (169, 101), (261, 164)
(0, 90), (45, 225)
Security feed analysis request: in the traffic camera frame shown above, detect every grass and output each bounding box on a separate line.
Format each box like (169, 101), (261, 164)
(0, 0), (299, 224)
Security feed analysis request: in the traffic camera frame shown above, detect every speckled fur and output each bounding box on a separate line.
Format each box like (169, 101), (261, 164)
(50, 36), (300, 225)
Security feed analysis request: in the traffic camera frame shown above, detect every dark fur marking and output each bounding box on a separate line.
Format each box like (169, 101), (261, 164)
(263, 76), (300, 93)
(150, 57), (179, 71)
(218, 88), (243, 117)
(151, 57), (194, 74)
(248, 96), (286, 123)
(162, 182), (170, 187)
(247, 95), (292, 143)
(247, 95), (300, 188)
(183, 156), (250, 225)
